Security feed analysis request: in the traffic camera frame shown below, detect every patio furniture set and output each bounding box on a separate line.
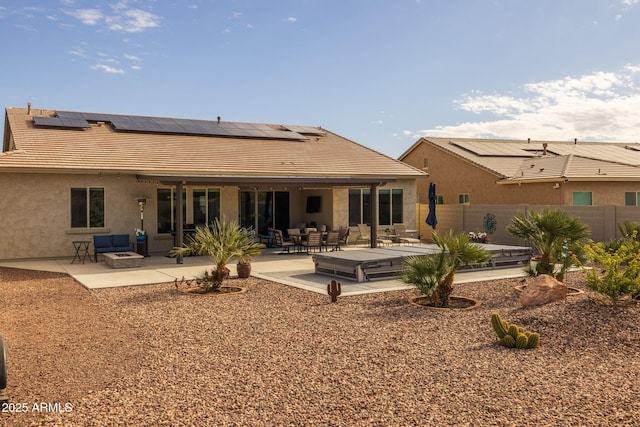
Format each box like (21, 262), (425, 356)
(355, 223), (421, 247)
(271, 227), (350, 254)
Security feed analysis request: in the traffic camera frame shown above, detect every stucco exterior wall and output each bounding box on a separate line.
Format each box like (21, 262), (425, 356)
(0, 172), (151, 260)
(0, 173), (420, 260)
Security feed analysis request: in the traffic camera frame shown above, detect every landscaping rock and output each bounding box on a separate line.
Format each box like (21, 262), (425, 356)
(520, 274), (567, 307)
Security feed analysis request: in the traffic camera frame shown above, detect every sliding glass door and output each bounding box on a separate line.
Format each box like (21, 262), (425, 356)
(239, 190), (290, 234)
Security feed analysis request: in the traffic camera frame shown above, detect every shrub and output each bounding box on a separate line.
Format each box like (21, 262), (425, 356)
(581, 237), (640, 306)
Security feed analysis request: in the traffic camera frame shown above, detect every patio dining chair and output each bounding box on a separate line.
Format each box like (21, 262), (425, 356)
(322, 231), (341, 252)
(338, 226), (350, 248)
(273, 230), (295, 254)
(301, 231), (322, 254)
(287, 228), (301, 243)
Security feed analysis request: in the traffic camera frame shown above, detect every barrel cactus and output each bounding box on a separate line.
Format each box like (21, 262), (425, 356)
(491, 312), (540, 349)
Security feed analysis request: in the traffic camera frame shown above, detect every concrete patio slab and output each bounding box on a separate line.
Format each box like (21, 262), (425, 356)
(0, 247), (528, 296)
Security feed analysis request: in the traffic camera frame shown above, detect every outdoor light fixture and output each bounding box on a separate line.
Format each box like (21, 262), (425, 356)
(138, 198), (146, 231)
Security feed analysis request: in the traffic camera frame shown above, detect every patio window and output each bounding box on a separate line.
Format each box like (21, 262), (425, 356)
(157, 188), (185, 234)
(572, 192), (592, 206)
(192, 189), (220, 227)
(70, 187), (104, 228)
(624, 192), (640, 206)
(239, 190), (290, 235)
(349, 188), (403, 226)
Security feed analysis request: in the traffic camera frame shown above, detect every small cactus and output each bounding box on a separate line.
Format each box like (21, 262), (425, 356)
(516, 334), (529, 349)
(500, 335), (516, 348)
(508, 325), (520, 339)
(491, 312), (540, 349)
(491, 313), (508, 339)
(327, 280), (341, 303)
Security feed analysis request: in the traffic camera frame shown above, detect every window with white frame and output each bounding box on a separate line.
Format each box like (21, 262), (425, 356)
(458, 194), (470, 204)
(70, 187), (104, 228)
(349, 188), (403, 226)
(624, 192), (640, 206)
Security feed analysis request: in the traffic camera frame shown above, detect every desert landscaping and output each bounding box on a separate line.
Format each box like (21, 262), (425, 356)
(1, 266), (638, 426)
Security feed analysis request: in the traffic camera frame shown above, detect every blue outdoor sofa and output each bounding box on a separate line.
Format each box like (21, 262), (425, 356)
(93, 234), (135, 262)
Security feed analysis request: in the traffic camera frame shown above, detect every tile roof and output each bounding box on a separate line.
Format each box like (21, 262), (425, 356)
(403, 137), (640, 183)
(1, 107), (426, 182)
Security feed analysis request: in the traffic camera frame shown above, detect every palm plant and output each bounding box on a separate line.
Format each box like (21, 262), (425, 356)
(170, 216), (264, 292)
(401, 230), (491, 307)
(506, 208), (590, 279)
(618, 220), (640, 240)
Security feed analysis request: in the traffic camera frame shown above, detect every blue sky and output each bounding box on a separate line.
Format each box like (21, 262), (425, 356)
(2, 0), (640, 158)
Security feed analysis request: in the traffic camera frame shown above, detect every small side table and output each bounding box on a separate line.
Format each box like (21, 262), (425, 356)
(72, 240), (93, 264)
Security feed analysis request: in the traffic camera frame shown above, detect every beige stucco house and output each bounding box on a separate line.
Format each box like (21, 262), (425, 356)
(400, 137), (640, 207)
(0, 105), (427, 261)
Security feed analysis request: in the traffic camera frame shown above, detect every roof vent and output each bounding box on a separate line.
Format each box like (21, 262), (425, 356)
(27, 102), (31, 115)
(542, 143), (548, 156)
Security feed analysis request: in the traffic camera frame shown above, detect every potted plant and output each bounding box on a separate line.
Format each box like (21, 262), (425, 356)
(506, 208), (589, 280)
(170, 216), (264, 293)
(401, 230), (491, 308)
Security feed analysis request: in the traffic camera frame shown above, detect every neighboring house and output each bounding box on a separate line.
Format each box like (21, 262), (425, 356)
(400, 137), (640, 207)
(0, 105), (427, 261)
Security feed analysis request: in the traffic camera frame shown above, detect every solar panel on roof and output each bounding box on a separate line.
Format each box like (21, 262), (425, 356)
(282, 125), (326, 136)
(33, 116), (90, 129)
(42, 110), (309, 140)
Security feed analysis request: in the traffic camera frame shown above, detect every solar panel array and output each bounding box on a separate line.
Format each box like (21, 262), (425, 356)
(33, 116), (91, 129)
(450, 141), (537, 157)
(450, 139), (640, 167)
(282, 125), (326, 136)
(33, 111), (309, 141)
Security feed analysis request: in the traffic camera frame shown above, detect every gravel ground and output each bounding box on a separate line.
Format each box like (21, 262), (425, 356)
(1, 267), (639, 427)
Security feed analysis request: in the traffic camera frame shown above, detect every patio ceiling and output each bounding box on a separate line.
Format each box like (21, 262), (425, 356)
(136, 174), (396, 188)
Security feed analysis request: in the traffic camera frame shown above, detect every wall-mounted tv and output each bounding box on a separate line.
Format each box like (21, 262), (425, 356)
(306, 196), (322, 213)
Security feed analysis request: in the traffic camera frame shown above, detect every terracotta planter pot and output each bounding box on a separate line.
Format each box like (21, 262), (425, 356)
(408, 295), (481, 310)
(237, 262), (251, 278)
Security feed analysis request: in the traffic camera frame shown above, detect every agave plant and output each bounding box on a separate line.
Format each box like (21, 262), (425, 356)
(401, 230), (491, 307)
(506, 208), (589, 280)
(170, 216), (264, 292)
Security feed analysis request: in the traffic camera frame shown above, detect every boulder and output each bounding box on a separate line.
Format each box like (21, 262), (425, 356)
(520, 274), (567, 307)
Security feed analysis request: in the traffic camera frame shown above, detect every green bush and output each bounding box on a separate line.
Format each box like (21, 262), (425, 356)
(581, 237), (640, 306)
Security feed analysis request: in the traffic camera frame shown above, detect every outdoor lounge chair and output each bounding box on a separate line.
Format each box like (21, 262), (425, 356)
(356, 224), (371, 246)
(393, 224), (420, 245)
(273, 230), (295, 254)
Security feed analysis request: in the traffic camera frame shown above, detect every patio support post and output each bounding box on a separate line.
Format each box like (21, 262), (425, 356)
(370, 184), (378, 248)
(176, 182), (184, 264)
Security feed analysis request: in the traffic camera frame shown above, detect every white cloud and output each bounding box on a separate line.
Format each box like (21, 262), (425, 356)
(124, 53), (141, 61)
(68, 9), (103, 25)
(286, 17), (297, 23)
(412, 64), (640, 143)
(66, 6), (160, 33)
(131, 65), (143, 70)
(105, 9), (160, 33)
(623, 0), (640, 5)
(92, 63), (125, 74)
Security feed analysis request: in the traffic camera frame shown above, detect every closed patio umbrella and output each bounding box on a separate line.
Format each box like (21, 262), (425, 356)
(426, 182), (437, 229)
